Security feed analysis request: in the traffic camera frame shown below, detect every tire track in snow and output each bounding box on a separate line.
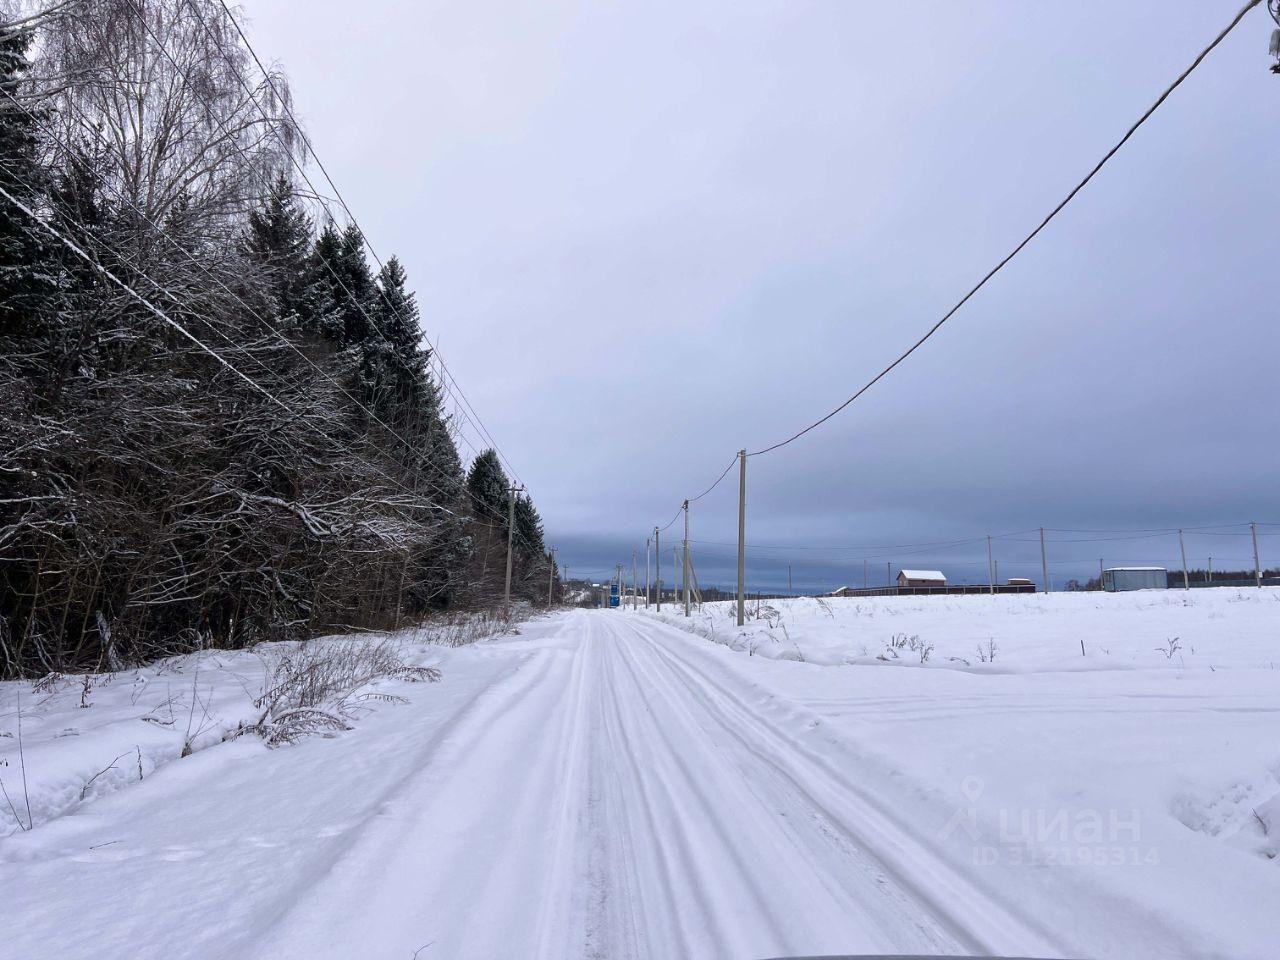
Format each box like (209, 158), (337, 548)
(589, 617), (694, 957)
(599, 616), (804, 955)
(603, 615), (960, 956)
(246, 641), (580, 959)
(530, 611), (599, 958)
(621, 614), (1066, 957)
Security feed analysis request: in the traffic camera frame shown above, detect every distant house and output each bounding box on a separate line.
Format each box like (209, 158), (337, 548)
(1007, 577), (1034, 587)
(897, 569), (946, 588)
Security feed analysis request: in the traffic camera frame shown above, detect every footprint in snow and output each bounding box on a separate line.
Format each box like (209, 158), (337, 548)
(71, 844), (142, 863)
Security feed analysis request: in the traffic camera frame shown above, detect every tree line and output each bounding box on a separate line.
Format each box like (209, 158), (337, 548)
(0, 2), (557, 678)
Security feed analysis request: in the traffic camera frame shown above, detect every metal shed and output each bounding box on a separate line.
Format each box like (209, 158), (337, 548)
(1102, 567), (1167, 592)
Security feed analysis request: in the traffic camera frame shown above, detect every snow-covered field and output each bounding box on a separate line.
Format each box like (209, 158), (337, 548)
(642, 589), (1280, 955)
(2, 591), (1277, 959)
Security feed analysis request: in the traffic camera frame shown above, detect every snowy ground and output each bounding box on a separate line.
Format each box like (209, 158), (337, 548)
(2, 592), (1278, 959)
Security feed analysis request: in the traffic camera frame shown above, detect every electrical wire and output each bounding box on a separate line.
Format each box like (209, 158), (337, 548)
(0, 92), (558, 550)
(687, 456), (739, 504)
(0, 181), (291, 411)
(90, 1), (545, 551)
(0, 112), (545, 562)
(208, 0), (525, 488)
(745, 0), (1261, 458)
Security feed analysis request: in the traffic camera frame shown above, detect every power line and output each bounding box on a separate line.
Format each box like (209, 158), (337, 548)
(207, 0), (525, 488)
(690, 532), (1032, 552)
(745, 0), (1261, 458)
(174, 0), (496, 466)
(651, 2), (1263, 550)
(0, 113), (543, 559)
(687, 456), (738, 504)
(0, 180), (292, 411)
(0, 87), (512, 535)
(90, 1), (542, 551)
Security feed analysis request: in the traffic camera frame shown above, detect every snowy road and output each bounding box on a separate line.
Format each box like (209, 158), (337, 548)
(9, 605), (1273, 959)
(247, 610), (1056, 959)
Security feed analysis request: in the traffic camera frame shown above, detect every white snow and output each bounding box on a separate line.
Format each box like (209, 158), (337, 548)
(2, 592), (1278, 959)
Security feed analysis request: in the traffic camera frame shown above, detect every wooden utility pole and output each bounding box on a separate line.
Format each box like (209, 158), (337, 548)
(1251, 521), (1262, 588)
(986, 535), (995, 595)
(736, 450), (747, 627)
(503, 483), (522, 612)
(1099, 558), (1105, 591)
(1039, 527), (1049, 594)
(682, 500), (691, 617)
(632, 551), (638, 609)
(886, 561), (891, 588)
(1178, 529), (1189, 590)
(616, 563), (623, 608)
(1207, 557), (1212, 584)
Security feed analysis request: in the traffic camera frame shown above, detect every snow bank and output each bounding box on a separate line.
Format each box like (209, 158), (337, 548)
(0, 613), (516, 834)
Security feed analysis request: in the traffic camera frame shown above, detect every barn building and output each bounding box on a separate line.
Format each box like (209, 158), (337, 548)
(897, 569), (946, 588)
(1102, 567), (1167, 592)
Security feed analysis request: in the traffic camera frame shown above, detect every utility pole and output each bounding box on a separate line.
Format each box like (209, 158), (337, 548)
(1178, 529), (1189, 591)
(682, 500), (691, 617)
(548, 547), (556, 606)
(1039, 527), (1049, 594)
(503, 483), (523, 612)
(632, 551), (638, 609)
(736, 449), (747, 627)
(654, 527), (661, 611)
(645, 537), (651, 608)
(1099, 558), (1105, 591)
(617, 563), (624, 609)
(673, 546), (680, 601)
(1207, 556), (1212, 584)
(986, 535), (995, 595)
(887, 561), (891, 589)
(1251, 521), (1262, 588)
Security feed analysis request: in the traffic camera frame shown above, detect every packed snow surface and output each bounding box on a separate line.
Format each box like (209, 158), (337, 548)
(3, 590), (1279, 959)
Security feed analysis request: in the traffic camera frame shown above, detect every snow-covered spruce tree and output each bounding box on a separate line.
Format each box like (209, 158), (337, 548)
(466, 449), (510, 530)
(460, 449), (512, 603)
(512, 493), (554, 605)
(242, 172), (313, 327)
(0, 25), (54, 342)
(0, 22), (60, 673)
(302, 222), (351, 342)
(305, 222), (375, 347)
(514, 494), (545, 558)
(362, 256), (428, 418)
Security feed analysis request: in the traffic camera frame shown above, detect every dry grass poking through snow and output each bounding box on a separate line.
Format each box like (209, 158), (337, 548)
(243, 639), (443, 746)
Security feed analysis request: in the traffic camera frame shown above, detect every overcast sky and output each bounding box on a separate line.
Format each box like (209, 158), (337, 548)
(244, 1), (1278, 591)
